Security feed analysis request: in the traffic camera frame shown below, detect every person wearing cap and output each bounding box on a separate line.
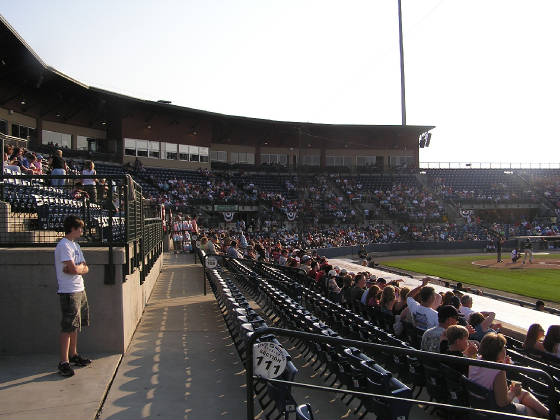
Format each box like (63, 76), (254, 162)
(420, 305), (460, 353)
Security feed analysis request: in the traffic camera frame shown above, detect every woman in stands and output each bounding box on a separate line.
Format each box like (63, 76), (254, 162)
(543, 325), (560, 356)
(524, 324), (546, 353)
(49, 149), (68, 186)
(364, 284), (381, 307)
(380, 285), (397, 314)
(392, 286), (410, 315)
(469, 333), (549, 418)
(82, 161), (97, 203)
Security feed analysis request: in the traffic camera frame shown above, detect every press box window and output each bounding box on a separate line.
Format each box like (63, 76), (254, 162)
(179, 144), (189, 161)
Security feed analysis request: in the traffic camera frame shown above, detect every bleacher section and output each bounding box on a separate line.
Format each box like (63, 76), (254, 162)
(1, 169), (125, 243)
(201, 253), (560, 420)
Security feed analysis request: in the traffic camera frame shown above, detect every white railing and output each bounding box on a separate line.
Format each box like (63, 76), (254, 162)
(420, 162), (560, 169)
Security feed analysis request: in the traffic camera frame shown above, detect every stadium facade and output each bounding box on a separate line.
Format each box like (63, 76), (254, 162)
(0, 15), (432, 171)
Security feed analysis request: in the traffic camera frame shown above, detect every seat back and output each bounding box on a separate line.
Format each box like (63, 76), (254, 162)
(295, 404), (314, 420)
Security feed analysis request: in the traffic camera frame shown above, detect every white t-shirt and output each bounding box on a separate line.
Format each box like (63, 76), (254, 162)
(82, 169), (96, 186)
(460, 306), (474, 319)
(55, 238), (85, 293)
(407, 297), (438, 330)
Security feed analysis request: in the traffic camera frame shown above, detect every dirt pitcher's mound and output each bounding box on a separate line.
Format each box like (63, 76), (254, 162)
(472, 259), (560, 269)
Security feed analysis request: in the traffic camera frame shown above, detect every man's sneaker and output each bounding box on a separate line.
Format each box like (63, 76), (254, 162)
(58, 362), (75, 377)
(70, 354), (91, 366)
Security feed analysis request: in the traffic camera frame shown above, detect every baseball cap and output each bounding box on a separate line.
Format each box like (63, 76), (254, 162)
(328, 269), (338, 277)
(301, 255), (311, 262)
(340, 269), (348, 275)
(377, 278), (386, 285)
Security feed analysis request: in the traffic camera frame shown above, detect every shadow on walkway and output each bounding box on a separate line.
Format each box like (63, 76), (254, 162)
(100, 253), (246, 420)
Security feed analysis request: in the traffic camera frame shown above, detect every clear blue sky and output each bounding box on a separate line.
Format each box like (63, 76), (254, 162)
(3, 1), (560, 164)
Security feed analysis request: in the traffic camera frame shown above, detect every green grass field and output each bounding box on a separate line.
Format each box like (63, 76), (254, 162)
(382, 254), (560, 303)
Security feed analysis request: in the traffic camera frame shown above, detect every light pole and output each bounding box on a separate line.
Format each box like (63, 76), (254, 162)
(398, 0), (407, 126)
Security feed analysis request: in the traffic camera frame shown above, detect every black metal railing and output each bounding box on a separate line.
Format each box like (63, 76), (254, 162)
(246, 327), (556, 420)
(1, 173), (164, 284)
(199, 254), (557, 420)
(0, 174), (137, 246)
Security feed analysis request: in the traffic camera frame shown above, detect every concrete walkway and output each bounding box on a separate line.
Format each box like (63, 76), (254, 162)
(98, 252), (245, 420)
(0, 353), (121, 420)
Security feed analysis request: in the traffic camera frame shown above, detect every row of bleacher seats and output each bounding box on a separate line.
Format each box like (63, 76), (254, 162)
(224, 257), (559, 419)
(2, 174), (125, 242)
(228, 258), (413, 419)
(205, 257), (307, 420)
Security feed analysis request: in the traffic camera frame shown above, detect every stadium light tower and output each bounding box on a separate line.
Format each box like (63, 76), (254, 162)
(398, 0), (407, 126)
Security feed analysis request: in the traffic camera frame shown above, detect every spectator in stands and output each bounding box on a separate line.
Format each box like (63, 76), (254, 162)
(392, 286), (409, 315)
(523, 323), (546, 353)
(450, 296), (468, 326)
(469, 332), (549, 417)
(535, 300), (545, 312)
(443, 325), (478, 375)
(82, 161), (97, 202)
(380, 285), (397, 314)
(340, 275), (354, 305)
(543, 325), (560, 356)
(350, 274), (367, 303)
(468, 312), (498, 342)
(50, 149), (67, 186)
(406, 278), (438, 330)
(278, 249), (288, 266)
(227, 240), (242, 259)
(363, 284), (380, 307)
(308, 261), (319, 281)
(421, 305), (459, 353)
(326, 269), (341, 296)
(205, 234), (217, 255)
(55, 215), (92, 377)
(459, 295), (474, 318)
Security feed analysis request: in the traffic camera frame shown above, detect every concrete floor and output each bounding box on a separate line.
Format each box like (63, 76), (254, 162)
(0, 353), (121, 420)
(98, 253), (246, 420)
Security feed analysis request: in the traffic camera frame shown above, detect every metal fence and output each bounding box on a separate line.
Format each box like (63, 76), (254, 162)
(0, 174), (138, 246)
(0, 173), (164, 284)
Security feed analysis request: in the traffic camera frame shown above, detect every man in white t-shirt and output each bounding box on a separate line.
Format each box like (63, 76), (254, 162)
(406, 278), (439, 330)
(55, 215), (91, 377)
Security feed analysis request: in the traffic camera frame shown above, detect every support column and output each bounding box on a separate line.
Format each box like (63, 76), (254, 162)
(255, 143), (261, 166)
(34, 118), (43, 150)
(320, 146), (326, 169)
(71, 134), (77, 150)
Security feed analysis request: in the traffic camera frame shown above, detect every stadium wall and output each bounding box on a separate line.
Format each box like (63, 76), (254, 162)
(314, 240), (518, 259)
(0, 247), (162, 355)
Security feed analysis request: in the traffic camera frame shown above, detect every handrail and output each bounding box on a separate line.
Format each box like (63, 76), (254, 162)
(420, 162), (560, 169)
(245, 327), (556, 420)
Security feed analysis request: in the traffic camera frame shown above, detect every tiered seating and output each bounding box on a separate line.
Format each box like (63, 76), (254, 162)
(427, 169), (536, 203)
(227, 259), (414, 419)
(234, 259), (559, 419)
(204, 256), (301, 419)
(1, 174), (125, 241)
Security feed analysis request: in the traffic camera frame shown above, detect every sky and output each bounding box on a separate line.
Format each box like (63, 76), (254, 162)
(2, 0), (560, 165)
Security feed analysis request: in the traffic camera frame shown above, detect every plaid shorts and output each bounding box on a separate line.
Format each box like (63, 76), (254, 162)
(59, 290), (90, 332)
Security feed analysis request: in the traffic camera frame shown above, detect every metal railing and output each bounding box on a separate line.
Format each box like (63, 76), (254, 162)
(198, 253), (557, 420)
(421, 162), (560, 169)
(246, 327), (556, 420)
(0, 173), (164, 284)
